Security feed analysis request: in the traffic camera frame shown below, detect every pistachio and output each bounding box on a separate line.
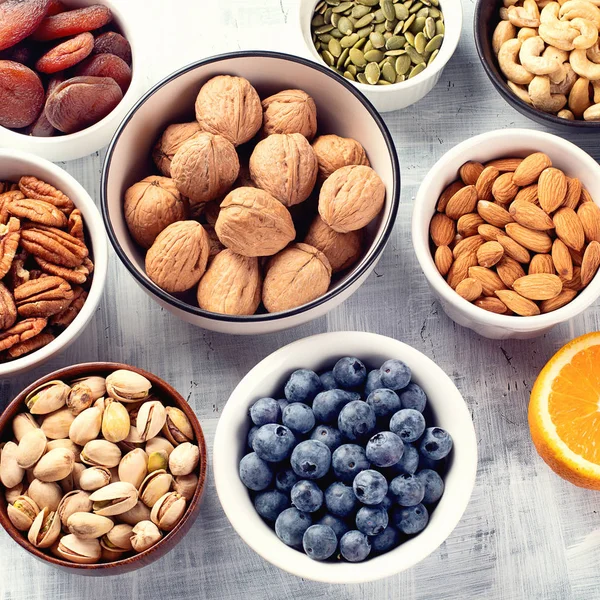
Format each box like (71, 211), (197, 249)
(28, 479), (62, 511)
(145, 436), (174, 458)
(0, 441), (25, 488)
(117, 500), (151, 526)
(147, 451), (168, 474)
(105, 370), (151, 403)
(130, 520), (162, 552)
(72, 462), (86, 490)
(101, 547), (124, 562)
(7, 495), (40, 531)
(69, 407), (103, 446)
(66, 383), (94, 416)
(41, 408), (76, 440)
(72, 376), (106, 401)
(94, 397), (107, 412)
(124, 425), (145, 445)
(47, 439), (81, 462)
(101, 399), (131, 443)
(101, 523), (133, 552)
(173, 473), (199, 501)
(59, 472), (75, 494)
(137, 401), (167, 442)
(26, 381), (70, 415)
(139, 469), (173, 508)
(68, 512), (114, 539)
(89, 482), (138, 516)
(168, 442), (199, 477)
(16, 429), (47, 469)
(56, 534), (101, 564)
(28, 507), (61, 548)
(32, 448), (74, 483)
(162, 407), (194, 446)
(79, 466), (111, 491)
(150, 491), (186, 531)
(12, 413), (39, 442)
(5, 482), (25, 504)
(109, 467), (120, 483)
(58, 490), (92, 527)
(81, 440), (121, 468)
(118, 448), (148, 489)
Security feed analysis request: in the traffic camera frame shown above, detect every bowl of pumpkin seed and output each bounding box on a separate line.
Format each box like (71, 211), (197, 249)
(299, 0), (462, 113)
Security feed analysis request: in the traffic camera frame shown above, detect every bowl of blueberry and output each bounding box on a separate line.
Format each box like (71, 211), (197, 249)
(213, 331), (477, 583)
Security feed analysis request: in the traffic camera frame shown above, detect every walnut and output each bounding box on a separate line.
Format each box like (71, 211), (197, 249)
(304, 215), (363, 273)
(319, 165), (385, 233)
(171, 132), (239, 204)
(215, 187), (296, 257)
(197, 249), (261, 315)
(262, 243), (332, 313)
(262, 89), (317, 140)
(145, 221), (210, 293)
(249, 133), (318, 207)
(312, 134), (370, 181)
(195, 75), (262, 146)
(152, 122), (201, 177)
(124, 176), (188, 249)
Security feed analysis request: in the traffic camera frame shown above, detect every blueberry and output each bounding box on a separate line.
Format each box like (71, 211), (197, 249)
(353, 470), (388, 505)
(310, 425), (343, 451)
(282, 403), (315, 434)
(325, 482), (357, 517)
(291, 480), (324, 513)
(285, 369), (322, 404)
(254, 489), (290, 522)
(339, 530), (371, 562)
(318, 514), (350, 540)
(252, 424), (296, 462)
(391, 443), (420, 475)
(365, 369), (384, 395)
(419, 427), (453, 460)
(390, 474), (425, 507)
(291, 440), (331, 480)
(275, 467), (299, 493)
(333, 357), (367, 388)
(332, 444), (370, 484)
(380, 359), (412, 390)
(380, 493), (394, 512)
(338, 401), (376, 441)
(239, 453), (273, 491)
(250, 397), (280, 426)
(319, 370), (337, 391)
(303, 524), (338, 560)
(312, 389), (360, 424)
(275, 507), (312, 548)
(416, 469), (445, 504)
(392, 503), (429, 535)
(399, 382), (427, 412)
(418, 454), (447, 474)
(366, 389), (401, 418)
(390, 409), (426, 443)
(366, 431), (404, 467)
(277, 398), (289, 413)
(356, 505), (388, 536)
(371, 526), (400, 553)
(247, 425), (259, 450)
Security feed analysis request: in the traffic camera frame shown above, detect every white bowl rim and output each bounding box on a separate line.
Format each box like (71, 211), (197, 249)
(297, 0), (463, 94)
(0, 149), (108, 377)
(213, 331), (478, 583)
(101, 50), (401, 323)
(412, 127), (600, 331)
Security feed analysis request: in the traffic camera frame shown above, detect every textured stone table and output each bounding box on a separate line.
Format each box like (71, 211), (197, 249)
(1, 1), (599, 598)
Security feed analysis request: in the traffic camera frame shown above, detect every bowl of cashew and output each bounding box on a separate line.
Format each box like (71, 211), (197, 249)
(475, 0), (600, 129)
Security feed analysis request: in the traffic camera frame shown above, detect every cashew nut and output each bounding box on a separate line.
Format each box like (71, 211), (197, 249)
(508, 80), (534, 104)
(557, 108), (576, 118)
(509, 1), (542, 27)
(587, 40), (600, 62)
(540, 1), (561, 23)
(499, 38), (536, 84)
(529, 75), (569, 111)
(571, 48), (600, 79)
(520, 36), (563, 73)
(503, 0), (520, 6)
(542, 46), (570, 82)
(583, 102), (600, 118)
(539, 21), (579, 50)
(550, 63), (578, 91)
(594, 79), (600, 101)
(560, 1), (600, 28)
(570, 17), (599, 48)
(518, 26), (540, 41)
(494, 20), (518, 54)
(500, 6), (510, 20)
(568, 76), (593, 114)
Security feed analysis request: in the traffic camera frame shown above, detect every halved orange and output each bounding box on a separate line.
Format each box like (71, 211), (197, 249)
(529, 331), (600, 489)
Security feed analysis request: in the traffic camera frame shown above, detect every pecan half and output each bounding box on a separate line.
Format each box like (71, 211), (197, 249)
(67, 209), (85, 242)
(0, 191), (24, 225)
(82, 256), (94, 275)
(6, 249), (30, 290)
(14, 276), (73, 318)
(8, 198), (68, 227)
(34, 255), (90, 284)
(20, 224), (88, 267)
(0, 217), (21, 279)
(0, 318), (47, 351)
(0, 282), (17, 330)
(50, 286), (87, 327)
(7, 332), (54, 359)
(18, 176), (75, 214)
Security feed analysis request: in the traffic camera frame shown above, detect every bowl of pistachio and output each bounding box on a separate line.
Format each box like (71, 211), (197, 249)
(0, 363), (207, 574)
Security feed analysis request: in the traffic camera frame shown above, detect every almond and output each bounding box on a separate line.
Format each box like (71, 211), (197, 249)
(468, 266), (507, 296)
(477, 241), (504, 268)
(492, 173), (520, 204)
(537, 167), (567, 213)
(512, 273), (562, 300)
(497, 256), (526, 287)
(477, 200), (514, 228)
(478, 223), (504, 241)
(475, 166), (499, 201)
(457, 213), (484, 237)
(509, 200), (554, 231)
(505, 223), (552, 253)
(540, 289), (577, 313)
(551, 239), (573, 280)
(514, 184), (538, 204)
(562, 267), (584, 291)
(512, 152), (552, 187)
(529, 254), (556, 276)
(455, 277), (483, 302)
(553, 207), (585, 251)
(437, 180), (464, 213)
(496, 234), (531, 263)
(446, 252), (478, 289)
(445, 185), (478, 220)
(485, 157), (523, 172)
(459, 161), (484, 186)
(434, 245), (453, 276)
(453, 235), (484, 258)
(563, 177), (582, 210)
(495, 289), (540, 316)
(577, 201), (600, 243)
(429, 213), (456, 247)
(474, 296), (508, 313)
(580, 240), (600, 286)
(581, 188), (594, 204)
(569, 246), (584, 266)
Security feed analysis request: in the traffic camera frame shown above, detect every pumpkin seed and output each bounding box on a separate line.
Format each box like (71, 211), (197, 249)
(406, 45), (424, 63)
(385, 48), (407, 56)
(331, 28), (344, 38)
(429, 7), (440, 18)
(337, 16), (354, 34)
(356, 72), (369, 84)
(404, 31), (415, 46)
(324, 7), (333, 23)
(393, 20), (405, 35)
(343, 70), (356, 81)
(365, 61), (381, 84)
(353, 37), (367, 49)
(354, 13), (375, 27)
(427, 48), (439, 65)
(402, 14), (416, 32)
(332, 1), (353, 12)
(341, 33), (360, 47)
(394, 3), (409, 20)
(329, 38), (343, 57)
(395, 54), (411, 75)
(337, 46), (350, 68)
(370, 31), (386, 48)
(322, 50), (335, 66)
(377, 79), (392, 85)
(372, 8), (385, 23)
(315, 1), (326, 11)
(381, 61), (397, 83)
(315, 24), (334, 35)
(331, 12), (340, 27)
(425, 33), (443, 52)
(381, 0), (396, 21)
(414, 31), (427, 54)
(416, 7), (429, 18)
(312, 14), (325, 27)
(410, 16), (426, 34)
(396, 73), (406, 83)
(424, 16), (436, 38)
(349, 47), (367, 66)
(352, 4), (371, 18)
(326, 0), (340, 5)
(386, 35), (405, 50)
(409, 2), (424, 13)
(347, 64), (358, 75)
(364, 39), (374, 52)
(356, 0), (379, 5)
(318, 33), (333, 43)
(314, 41), (321, 51)
(364, 49), (385, 62)
(408, 62), (426, 78)
(436, 20), (444, 35)
(357, 25), (374, 38)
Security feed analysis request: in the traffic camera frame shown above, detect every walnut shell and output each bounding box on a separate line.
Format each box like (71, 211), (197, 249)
(171, 132), (239, 204)
(124, 176), (188, 249)
(249, 133), (317, 207)
(262, 243), (332, 313)
(215, 187), (295, 257)
(312, 134), (370, 181)
(197, 249), (261, 315)
(145, 221), (209, 293)
(195, 75), (262, 146)
(152, 122), (201, 177)
(304, 215), (363, 273)
(318, 165), (385, 233)
(262, 89), (317, 140)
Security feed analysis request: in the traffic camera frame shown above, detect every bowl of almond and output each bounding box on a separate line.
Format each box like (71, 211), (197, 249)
(412, 128), (600, 340)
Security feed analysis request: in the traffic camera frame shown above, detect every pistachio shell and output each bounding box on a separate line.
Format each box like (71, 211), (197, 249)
(16, 429), (47, 469)
(32, 448), (74, 483)
(56, 534), (101, 564)
(101, 523), (133, 552)
(28, 507), (61, 548)
(12, 413), (39, 442)
(162, 407), (194, 446)
(72, 376), (106, 401)
(72, 462), (86, 490)
(66, 383), (94, 416)
(26, 381), (70, 415)
(145, 437), (174, 458)
(28, 479), (62, 511)
(7, 495), (40, 531)
(58, 490), (92, 527)
(147, 451), (168, 474)
(79, 466), (111, 491)
(41, 408), (76, 440)
(101, 547), (124, 562)
(168, 442), (199, 476)
(139, 469), (173, 507)
(124, 425), (145, 445)
(47, 439), (81, 463)
(5, 482), (25, 504)
(117, 500), (151, 526)
(68, 512), (114, 539)
(101, 399), (131, 443)
(118, 448), (148, 489)
(173, 473), (198, 501)
(89, 482), (138, 517)
(68, 406), (102, 446)
(81, 440), (121, 468)
(150, 491), (186, 531)
(109, 467), (120, 483)
(130, 520), (162, 552)
(59, 471), (75, 494)
(105, 370), (151, 403)
(136, 401), (167, 442)
(0, 441), (25, 488)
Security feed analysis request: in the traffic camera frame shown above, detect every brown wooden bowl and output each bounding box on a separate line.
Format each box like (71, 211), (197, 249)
(0, 362), (207, 575)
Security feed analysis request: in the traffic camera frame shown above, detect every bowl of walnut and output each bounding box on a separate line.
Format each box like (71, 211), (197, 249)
(0, 148), (108, 376)
(102, 51), (400, 335)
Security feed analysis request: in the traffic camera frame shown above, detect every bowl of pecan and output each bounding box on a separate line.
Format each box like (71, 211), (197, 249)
(0, 148), (108, 376)
(0, 0), (143, 162)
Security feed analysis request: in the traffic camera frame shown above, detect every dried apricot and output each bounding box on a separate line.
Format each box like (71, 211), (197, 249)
(46, 0), (66, 16)
(0, 0), (50, 51)
(93, 31), (131, 65)
(25, 75), (64, 137)
(0, 60), (44, 128)
(31, 5), (112, 42)
(0, 42), (34, 66)
(35, 32), (94, 74)
(45, 75), (122, 133)
(76, 52), (131, 93)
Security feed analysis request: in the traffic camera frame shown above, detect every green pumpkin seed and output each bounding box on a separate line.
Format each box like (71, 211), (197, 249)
(329, 38), (343, 57)
(414, 31), (427, 54)
(337, 46), (350, 68)
(324, 7), (333, 23)
(332, 1), (353, 12)
(381, 61), (397, 83)
(370, 31), (386, 48)
(395, 73), (406, 83)
(410, 16), (426, 34)
(331, 28), (344, 38)
(318, 33), (333, 42)
(357, 72), (369, 84)
(416, 7), (429, 17)
(315, 1), (326, 11)
(326, 0), (340, 4)
(343, 70), (356, 80)
(375, 22), (387, 33)
(394, 3), (409, 20)
(427, 48), (439, 65)
(357, 24), (374, 38)
(381, 0), (396, 21)
(372, 8), (385, 22)
(408, 62), (426, 78)
(337, 16), (354, 34)
(386, 35), (405, 50)
(347, 64), (358, 75)
(385, 19), (398, 32)
(349, 47), (367, 66)
(352, 4), (371, 18)
(424, 16), (436, 39)
(364, 49), (385, 62)
(404, 31), (415, 46)
(315, 24), (334, 34)
(331, 12), (340, 27)
(377, 79), (392, 85)
(424, 33), (443, 52)
(365, 39), (375, 51)
(385, 48), (407, 56)
(436, 20), (444, 35)
(365, 61), (381, 84)
(354, 13), (375, 28)
(322, 50), (336, 66)
(402, 14), (415, 32)
(409, 1), (423, 13)
(393, 20), (405, 34)
(353, 37), (367, 49)
(395, 54), (411, 74)
(314, 41), (321, 51)
(428, 7), (440, 18)
(341, 33), (360, 47)
(406, 45), (424, 63)
(312, 14), (326, 27)
(356, 0), (379, 5)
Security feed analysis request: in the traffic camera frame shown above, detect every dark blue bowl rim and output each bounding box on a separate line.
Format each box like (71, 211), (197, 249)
(101, 50), (401, 324)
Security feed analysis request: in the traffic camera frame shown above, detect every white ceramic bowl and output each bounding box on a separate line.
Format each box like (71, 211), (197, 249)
(297, 0), (462, 113)
(412, 128), (600, 340)
(0, 149), (108, 376)
(213, 331), (477, 584)
(0, 0), (144, 162)
(102, 51), (400, 335)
